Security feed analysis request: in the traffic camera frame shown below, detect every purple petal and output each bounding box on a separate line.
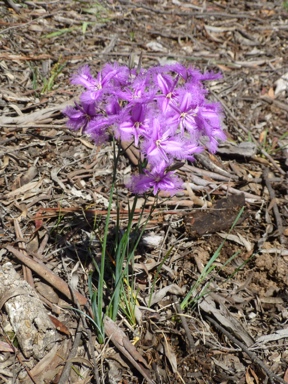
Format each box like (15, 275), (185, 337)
(71, 65), (96, 89)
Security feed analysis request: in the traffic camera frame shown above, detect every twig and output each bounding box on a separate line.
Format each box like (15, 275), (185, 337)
(262, 168), (285, 245)
(187, 174), (263, 201)
(261, 96), (288, 113)
(205, 314), (287, 384)
(173, 296), (195, 351)
(195, 153), (238, 180)
(67, 282), (101, 384)
(182, 164), (236, 182)
(3, 0), (20, 14)
(13, 219), (34, 288)
(58, 320), (83, 384)
(36, 233), (49, 259)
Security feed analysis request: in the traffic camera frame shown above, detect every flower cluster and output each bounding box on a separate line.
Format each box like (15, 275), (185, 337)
(64, 62), (226, 195)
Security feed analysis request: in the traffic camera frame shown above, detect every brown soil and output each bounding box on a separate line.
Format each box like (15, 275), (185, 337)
(0, 1), (288, 383)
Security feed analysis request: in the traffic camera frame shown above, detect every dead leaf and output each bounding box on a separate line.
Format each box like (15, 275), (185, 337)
(283, 368), (288, 383)
(217, 232), (252, 252)
(20, 166), (38, 186)
(34, 209), (44, 230)
(162, 333), (177, 373)
(268, 87), (275, 99)
(245, 366), (259, 384)
(35, 282), (59, 304)
(1, 155), (10, 170)
(51, 168), (67, 191)
(104, 316), (155, 384)
(255, 329), (288, 345)
(147, 284), (186, 306)
(0, 341), (14, 353)
(275, 72), (288, 95)
(24, 341), (70, 384)
(4, 180), (42, 199)
(49, 315), (71, 336)
(200, 294), (254, 347)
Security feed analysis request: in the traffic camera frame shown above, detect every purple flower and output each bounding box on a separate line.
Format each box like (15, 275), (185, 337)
(166, 63), (222, 83)
(143, 118), (202, 164)
(85, 117), (109, 144)
(63, 101), (97, 131)
(114, 75), (156, 105)
(168, 88), (203, 137)
(155, 72), (179, 113)
(64, 61), (227, 195)
(71, 65), (97, 89)
(114, 103), (150, 146)
(127, 161), (183, 195)
(196, 103), (226, 152)
(105, 96), (122, 118)
(75, 63), (126, 105)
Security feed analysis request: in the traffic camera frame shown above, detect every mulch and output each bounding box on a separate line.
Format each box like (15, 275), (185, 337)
(0, 1), (288, 383)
